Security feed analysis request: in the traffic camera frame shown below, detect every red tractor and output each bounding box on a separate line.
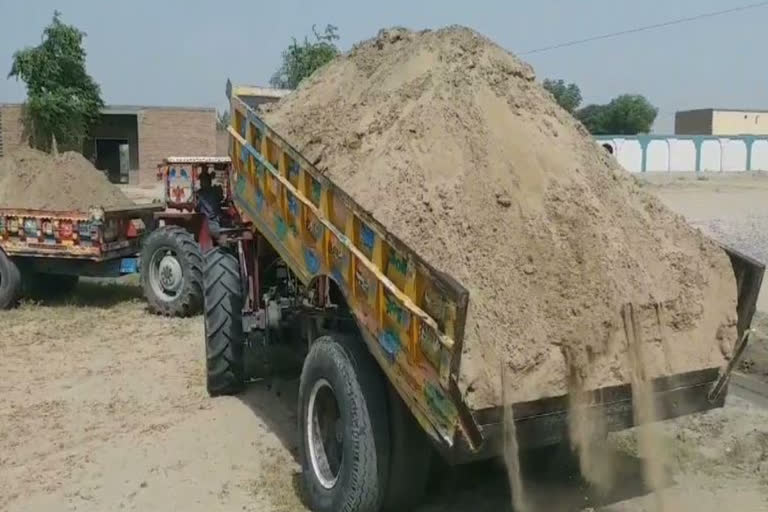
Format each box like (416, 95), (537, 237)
(140, 156), (238, 316)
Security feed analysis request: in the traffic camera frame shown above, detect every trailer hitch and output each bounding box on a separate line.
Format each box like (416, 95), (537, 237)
(708, 328), (755, 403)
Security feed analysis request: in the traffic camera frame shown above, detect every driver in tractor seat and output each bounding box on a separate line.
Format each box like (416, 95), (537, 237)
(196, 170), (224, 239)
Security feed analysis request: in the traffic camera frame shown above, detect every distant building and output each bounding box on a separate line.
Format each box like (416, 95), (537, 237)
(596, 134), (768, 172)
(675, 108), (768, 136)
(229, 84), (292, 110)
(0, 103), (217, 184)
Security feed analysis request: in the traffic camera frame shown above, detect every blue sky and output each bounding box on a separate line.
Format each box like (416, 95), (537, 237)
(1, 0), (766, 133)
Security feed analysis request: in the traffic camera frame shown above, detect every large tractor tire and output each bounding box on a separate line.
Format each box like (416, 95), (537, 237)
(0, 249), (21, 310)
(141, 225), (203, 317)
(299, 334), (390, 512)
(204, 247), (246, 396)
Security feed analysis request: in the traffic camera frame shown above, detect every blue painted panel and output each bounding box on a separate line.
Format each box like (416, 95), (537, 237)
(120, 258), (139, 274)
(360, 224), (375, 251)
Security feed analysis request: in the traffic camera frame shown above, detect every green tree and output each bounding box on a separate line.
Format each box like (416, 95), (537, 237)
(543, 78), (582, 113)
(575, 104), (608, 134)
(8, 11), (104, 152)
(270, 25), (340, 89)
(576, 94), (657, 135)
(600, 94), (658, 134)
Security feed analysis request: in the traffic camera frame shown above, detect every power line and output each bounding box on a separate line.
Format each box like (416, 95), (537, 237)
(522, 1), (768, 55)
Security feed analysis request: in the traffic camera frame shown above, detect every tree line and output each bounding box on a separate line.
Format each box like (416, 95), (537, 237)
(542, 78), (657, 135)
(8, 13), (655, 153)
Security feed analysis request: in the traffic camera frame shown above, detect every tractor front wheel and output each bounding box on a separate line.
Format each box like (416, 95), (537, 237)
(141, 225), (203, 317)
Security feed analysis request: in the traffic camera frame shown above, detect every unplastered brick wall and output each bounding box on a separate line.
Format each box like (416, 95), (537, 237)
(137, 107), (216, 184)
(0, 104), (26, 156)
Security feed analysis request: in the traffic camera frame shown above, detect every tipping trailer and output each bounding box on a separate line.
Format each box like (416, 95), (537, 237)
(0, 204), (160, 308)
(202, 86), (765, 512)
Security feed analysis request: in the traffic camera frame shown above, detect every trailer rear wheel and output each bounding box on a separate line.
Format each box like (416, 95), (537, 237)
(299, 334), (390, 512)
(204, 247), (245, 396)
(141, 225), (203, 317)
(0, 249), (21, 310)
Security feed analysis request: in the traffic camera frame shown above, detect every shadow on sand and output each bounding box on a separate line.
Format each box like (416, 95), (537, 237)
(235, 377), (308, 507)
(21, 277), (145, 309)
(236, 377), (301, 462)
(419, 443), (667, 512)
(233, 372), (665, 512)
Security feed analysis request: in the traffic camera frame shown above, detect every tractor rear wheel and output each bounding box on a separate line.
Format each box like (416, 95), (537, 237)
(0, 249), (21, 310)
(204, 247), (245, 396)
(141, 225), (203, 317)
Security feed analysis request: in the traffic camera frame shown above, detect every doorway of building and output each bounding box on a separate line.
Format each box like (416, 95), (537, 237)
(95, 138), (129, 183)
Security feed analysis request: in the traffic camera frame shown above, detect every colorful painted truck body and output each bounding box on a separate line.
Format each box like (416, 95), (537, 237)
(0, 205), (160, 308)
(0, 156), (234, 315)
(202, 85), (765, 512)
(227, 102), (476, 449)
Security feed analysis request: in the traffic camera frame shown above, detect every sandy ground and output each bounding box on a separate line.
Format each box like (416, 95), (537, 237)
(0, 281), (305, 512)
(3, 173), (768, 512)
(3, 280), (767, 512)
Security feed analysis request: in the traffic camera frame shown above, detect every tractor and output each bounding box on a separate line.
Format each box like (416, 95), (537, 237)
(140, 156), (237, 316)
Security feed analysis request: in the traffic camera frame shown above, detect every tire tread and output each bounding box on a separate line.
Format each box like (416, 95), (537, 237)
(299, 334), (390, 512)
(204, 247), (245, 396)
(140, 225), (203, 317)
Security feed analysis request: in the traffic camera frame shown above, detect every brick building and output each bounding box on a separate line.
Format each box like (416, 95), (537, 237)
(0, 103), (217, 184)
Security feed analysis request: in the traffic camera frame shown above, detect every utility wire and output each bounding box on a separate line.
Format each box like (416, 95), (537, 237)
(522, 0), (768, 55)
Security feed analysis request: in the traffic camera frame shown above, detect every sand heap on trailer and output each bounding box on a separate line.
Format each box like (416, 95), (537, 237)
(0, 147), (133, 211)
(263, 26), (738, 409)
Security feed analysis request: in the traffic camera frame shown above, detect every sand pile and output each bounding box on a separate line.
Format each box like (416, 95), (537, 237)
(0, 147), (133, 211)
(263, 26), (738, 410)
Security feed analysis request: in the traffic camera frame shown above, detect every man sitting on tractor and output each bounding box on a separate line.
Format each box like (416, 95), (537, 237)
(196, 170), (224, 239)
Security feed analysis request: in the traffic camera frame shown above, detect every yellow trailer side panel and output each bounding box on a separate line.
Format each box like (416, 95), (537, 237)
(228, 96), (480, 450)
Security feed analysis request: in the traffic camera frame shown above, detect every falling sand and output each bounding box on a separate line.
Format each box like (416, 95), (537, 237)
(622, 303), (669, 512)
(502, 362), (528, 512)
(556, 303), (672, 511)
(564, 372), (616, 496)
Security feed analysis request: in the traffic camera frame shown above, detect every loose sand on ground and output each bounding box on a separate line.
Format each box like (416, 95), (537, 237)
(0, 147), (133, 211)
(1, 280), (765, 512)
(0, 282), (304, 512)
(262, 26), (738, 409)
